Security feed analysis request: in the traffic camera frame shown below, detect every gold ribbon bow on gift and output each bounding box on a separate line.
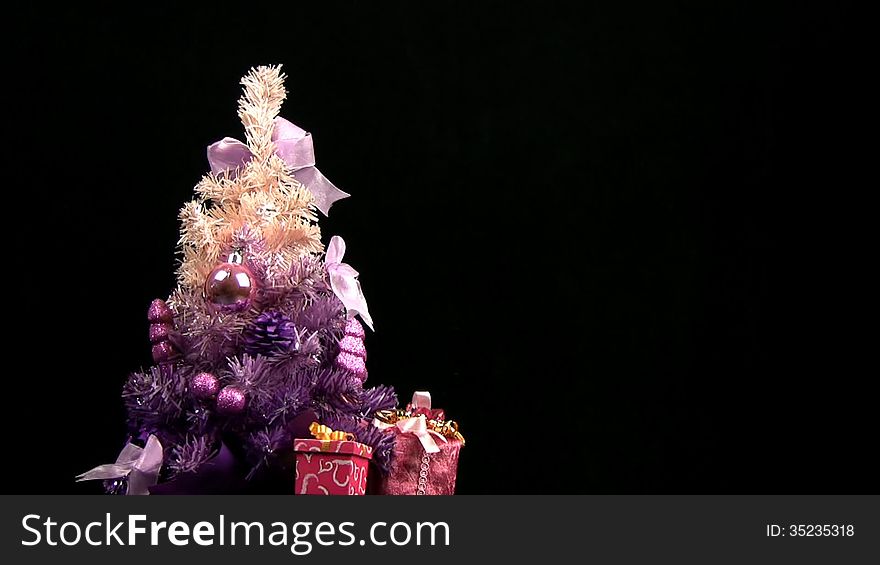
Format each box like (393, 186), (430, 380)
(310, 422), (355, 442)
(373, 391), (465, 453)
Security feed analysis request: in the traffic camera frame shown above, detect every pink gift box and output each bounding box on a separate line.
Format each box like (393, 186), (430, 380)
(293, 438), (373, 495)
(370, 391), (463, 495)
(371, 430), (462, 495)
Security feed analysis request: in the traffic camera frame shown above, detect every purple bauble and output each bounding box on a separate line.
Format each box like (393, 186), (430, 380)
(204, 262), (256, 312)
(147, 299), (174, 323)
(216, 386), (247, 414)
(149, 322), (172, 343)
(151, 340), (178, 364)
(191, 372), (220, 399)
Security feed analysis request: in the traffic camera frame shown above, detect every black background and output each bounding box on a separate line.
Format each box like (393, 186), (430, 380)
(5, 3), (869, 493)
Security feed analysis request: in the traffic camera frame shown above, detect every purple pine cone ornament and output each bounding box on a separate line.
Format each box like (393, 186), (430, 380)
(243, 311), (298, 356)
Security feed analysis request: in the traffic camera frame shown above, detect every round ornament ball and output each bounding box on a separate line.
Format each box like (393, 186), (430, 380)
(147, 299), (174, 323)
(204, 252), (256, 312)
(216, 385), (247, 414)
(149, 322), (172, 343)
(190, 372), (220, 399)
(151, 340), (178, 364)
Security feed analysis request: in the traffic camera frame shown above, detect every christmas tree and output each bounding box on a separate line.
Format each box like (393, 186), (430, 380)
(86, 66), (397, 494)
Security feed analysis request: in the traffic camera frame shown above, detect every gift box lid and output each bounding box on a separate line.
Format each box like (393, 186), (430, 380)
(293, 438), (373, 459)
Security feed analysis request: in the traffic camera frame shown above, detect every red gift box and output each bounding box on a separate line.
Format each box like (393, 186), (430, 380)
(371, 391), (464, 495)
(293, 436), (373, 496)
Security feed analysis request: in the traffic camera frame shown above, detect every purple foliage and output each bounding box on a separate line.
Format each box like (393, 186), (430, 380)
(292, 295), (346, 333)
(243, 425), (292, 480)
(320, 411), (396, 474)
(168, 435), (217, 477)
(123, 365), (192, 435)
(360, 385), (399, 416)
(354, 423), (397, 474)
(118, 246), (399, 487)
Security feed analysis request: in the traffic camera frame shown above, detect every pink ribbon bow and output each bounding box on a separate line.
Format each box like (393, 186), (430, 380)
(407, 390), (445, 420)
(326, 235), (374, 331)
(373, 391), (446, 454)
(76, 435), (163, 495)
(206, 117), (350, 216)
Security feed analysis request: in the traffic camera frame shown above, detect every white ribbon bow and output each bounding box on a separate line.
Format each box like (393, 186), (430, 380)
(410, 391), (432, 410)
(207, 117), (350, 217)
(373, 391), (446, 453)
(326, 235), (374, 331)
(76, 435), (163, 495)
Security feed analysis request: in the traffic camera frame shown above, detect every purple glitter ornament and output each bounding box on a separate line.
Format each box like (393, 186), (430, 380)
(344, 317), (365, 339)
(335, 352), (367, 379)
(204, 252), (256, 312)
(151, 341), (178, 364)
(338, 335), (366, 359)
(191, 372), (220, 399)
(147, 299), (174, 323)
(149, 323), (172, 343)
(216, 386), (247, 414)
(334, 318), (368, 381)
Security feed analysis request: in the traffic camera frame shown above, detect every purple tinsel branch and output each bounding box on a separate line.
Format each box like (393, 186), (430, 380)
(291, 295), (346, 333)
(244, 426), (291, 480)
(354, 424), (396, 475)
(184, 407), (213, 436)
(256, 255), (329, 311)
(264, 328), (322, 374)
(319, 412), (396, 475)
(168, 435), (218, 478)
(122, 365), (191, 433)
(358, 385), (398, 417)
(169, 286), (253, 371)
(288, 255), (333, 296)
(225, 354), (273, 390)
(307, 367), (363, 414)
(249, 376), (311, 428)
